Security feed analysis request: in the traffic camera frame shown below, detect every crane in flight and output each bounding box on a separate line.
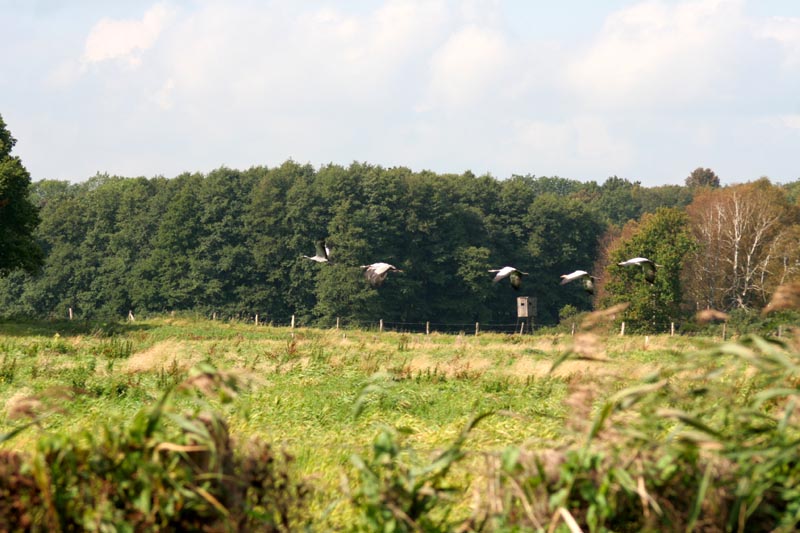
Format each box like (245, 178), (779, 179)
(489, 266), (528, 291)
(302, 239), (331, 263)
(560, 270), (596, 294)
(618, 257), (660, 284)
(361, 262), (402, 287)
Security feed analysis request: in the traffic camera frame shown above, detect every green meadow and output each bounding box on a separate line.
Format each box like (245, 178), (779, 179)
(1, 316), (798, 531)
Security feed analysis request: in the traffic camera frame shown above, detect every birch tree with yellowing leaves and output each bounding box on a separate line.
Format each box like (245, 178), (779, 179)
(684, 179), (800, 311)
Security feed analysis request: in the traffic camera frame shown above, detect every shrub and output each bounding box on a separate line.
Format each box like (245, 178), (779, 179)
(0, 365), (311, 531)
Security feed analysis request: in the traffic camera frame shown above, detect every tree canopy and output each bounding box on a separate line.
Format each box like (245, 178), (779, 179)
(1, 153), (798, 328)
(0, 114), (43, 276)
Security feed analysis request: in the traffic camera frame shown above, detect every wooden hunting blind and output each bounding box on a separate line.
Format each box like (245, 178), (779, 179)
(517, 296), (536, 318)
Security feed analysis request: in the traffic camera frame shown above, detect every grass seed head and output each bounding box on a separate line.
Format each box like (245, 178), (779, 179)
(762, 282), (800, 315)
(580, 303), (630, 330)
(696, 309), (730, 324)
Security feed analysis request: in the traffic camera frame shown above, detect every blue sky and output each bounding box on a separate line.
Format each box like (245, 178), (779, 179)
(2, 0), (799, 186)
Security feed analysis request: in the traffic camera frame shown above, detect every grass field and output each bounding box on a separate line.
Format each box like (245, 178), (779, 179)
(1, 315), (797, 530)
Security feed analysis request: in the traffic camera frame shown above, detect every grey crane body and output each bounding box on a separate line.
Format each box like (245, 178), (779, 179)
(618, 257), (660, 284)
(560, 270), (596, 294)
(302, 239), (331, 263)
(361, 262), (402, 287)
(489, 266), (528, 291)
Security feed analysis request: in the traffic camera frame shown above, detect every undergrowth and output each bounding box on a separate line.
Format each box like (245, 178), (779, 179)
(1, 312), (800, 531)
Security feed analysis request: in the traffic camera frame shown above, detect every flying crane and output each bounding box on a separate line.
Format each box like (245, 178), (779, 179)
(489, 266), (528, 291)
(618, 257), (660, 284)
(560, 270), (596, 294)
(302, 239), (331, 263)
(361, 262), (402, 287)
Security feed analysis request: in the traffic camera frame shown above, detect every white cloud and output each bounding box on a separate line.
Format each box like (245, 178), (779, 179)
(774, 114), (800, 130)
(83, 3), (175, 67)
(759, 15), (800, 68)
(423, 25), (513, 110)
(151, 78), (175, 110)
(506, 116), (633, 178)
(565, 0), (748, 110)
(15, 0), (800, 185)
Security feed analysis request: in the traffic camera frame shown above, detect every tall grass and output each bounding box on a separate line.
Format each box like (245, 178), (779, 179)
(1, 312), (799, 530)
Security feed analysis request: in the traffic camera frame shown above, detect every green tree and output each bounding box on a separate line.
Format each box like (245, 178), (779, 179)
(525, 193), (606, 323)
(601, 208), (697, 332)
(685, 167), (720, 188)
(0, 113), (43, 276)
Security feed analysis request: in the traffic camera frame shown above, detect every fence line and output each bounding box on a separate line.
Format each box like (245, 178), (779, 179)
(191, 312), (545, 335)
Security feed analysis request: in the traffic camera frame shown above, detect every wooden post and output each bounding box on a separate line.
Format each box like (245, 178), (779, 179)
(644, 335), (649, 348)
(475, 322), (479, 336)
(620, 321), (626, 336)
(212, 312), (216, 320)
(778, 325), (783, 338)
(255, 314), (259, 326)
(68, 307), (73, 320)
(291, 315), (295, 329)
(336, 317), (340, 330)
(519, 322), (525, 335)
(670, 322), (675, 336)
(379, 319), (384, 333)
(722, 322), (727, 341)
(426, 321), (430, 335)
(571, 323), (576, 336)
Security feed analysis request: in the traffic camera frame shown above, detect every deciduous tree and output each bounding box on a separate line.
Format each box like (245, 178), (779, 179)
(601, 208), (697, 332)
(0, 114), (43, 276)
(685, 167), (720, 188)
(684, 179), (799, 310)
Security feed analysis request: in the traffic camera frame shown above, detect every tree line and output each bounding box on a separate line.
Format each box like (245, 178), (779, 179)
(1, 116), (799, 330)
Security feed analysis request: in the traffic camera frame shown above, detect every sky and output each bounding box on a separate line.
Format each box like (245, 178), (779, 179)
(1, 0), (799, 187)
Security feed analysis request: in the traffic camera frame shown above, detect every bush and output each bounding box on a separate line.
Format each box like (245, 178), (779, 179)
(0, 366), (311, 531)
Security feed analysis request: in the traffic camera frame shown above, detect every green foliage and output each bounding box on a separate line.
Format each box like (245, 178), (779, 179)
(0, 113), (43, 276)
(603, 208), (698, 332)
(0, 366), (311, 531)
(685, 166), (721, 188)
(3, 317), (800, 530)
(97, 336), (133, 359)
(525, 193), (605, 322)
(348, 414), (491, 532)
(1, 160), (710, 325)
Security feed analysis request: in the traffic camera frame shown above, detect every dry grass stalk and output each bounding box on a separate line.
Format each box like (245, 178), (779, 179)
(564, 382), (597, 434)
(570, 333), (607, 360)
(5, 387), (72, 421)
(580, 303), (630, 330)
(696, 309), (730, 324)
(762, 282), (800, 315)
(5, 392), (43, 421)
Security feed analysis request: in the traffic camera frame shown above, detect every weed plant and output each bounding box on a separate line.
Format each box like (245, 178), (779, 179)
(1, 313), (800, 530)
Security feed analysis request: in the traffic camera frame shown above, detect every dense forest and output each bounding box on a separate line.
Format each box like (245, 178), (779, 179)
(2, 153), (799, 331)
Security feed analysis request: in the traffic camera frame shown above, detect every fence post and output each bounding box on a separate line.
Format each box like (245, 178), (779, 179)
(336, 317), (340, 330)
(212, 312), (216, 321)
(571, 323), (576, 336)
(379, 319), (384, 333)
(68, 307), (73, 320)
(620, 322), (626, 336)
(255, 314), (259, 326)
(670, 322), (675, 336)
(475, 322), (479, 336)
(426, 321), (430, 335)
(722, 322), (727, 341)
(291, 315), (295, 329)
